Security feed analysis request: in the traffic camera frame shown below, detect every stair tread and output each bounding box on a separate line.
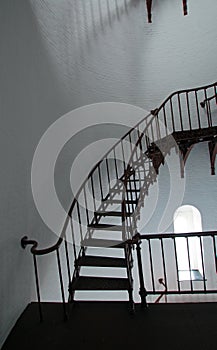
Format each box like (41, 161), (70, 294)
(95, 211), (132, 217)
(70, 276), (130, 290)
(81, 238), (126, 248)
(77, 255), (127, 267)
(104, 199), (138, 204)
(88, 223), (123, 231)
(111, 188), (140, 192)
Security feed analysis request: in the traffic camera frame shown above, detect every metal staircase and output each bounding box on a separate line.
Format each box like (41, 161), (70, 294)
(21, 81), (217, 320)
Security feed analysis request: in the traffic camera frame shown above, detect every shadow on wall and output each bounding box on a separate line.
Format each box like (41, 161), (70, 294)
(0, 0), (73, 347)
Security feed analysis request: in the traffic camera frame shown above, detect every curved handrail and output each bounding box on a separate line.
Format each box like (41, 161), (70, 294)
(21, 112), (153, 254)
(22, 81), (217, 256)
(152, 81), (217, 116)
(120, 81), (217, 242)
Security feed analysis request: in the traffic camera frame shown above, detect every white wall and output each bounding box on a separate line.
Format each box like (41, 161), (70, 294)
(1, 0), (217, 347)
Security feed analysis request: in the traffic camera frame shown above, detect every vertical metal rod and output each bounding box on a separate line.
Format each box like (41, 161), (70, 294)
(76, 202), (83, 241)
(212, 235), (217, 273)
(150, 120), (154, 142)
(195, 91), (201, 129)
(186, 92), (192, 130)
(33, 255), (43, 322)
(113, 148), (119, 180)
(178, 93), (183, 131)
(163, 106), (168, 135)
(154, 113), (160, 140)
(121, 140), (126, 172)
(64, 240), (71, 285)
(208, 100), (212, 127)
(214, 85), (217, 106)
(136, 128), (143, 189)
(90, 175), (97, 213)
(128, 133), (133, 166)
(137, 128), (143, 152)
(105, 158), (111, 189)
(160, 238), (167, 289)
(204, 89), (211, 127)
(83, 186), (90, 225)
(199, 236), (206, 291)
(56, 249), (67, 321)
(148, 239), (155, 292)
(173, 238), (181, 292)
(98, 165), (104, 201)
(70, 217), (77, 260)
(136, 240), (147, 307)
(186, 237), (193, 291)
(170, 98), (175, 132)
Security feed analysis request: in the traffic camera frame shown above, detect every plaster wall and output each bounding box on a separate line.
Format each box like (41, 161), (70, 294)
(1, 0), (217, 346)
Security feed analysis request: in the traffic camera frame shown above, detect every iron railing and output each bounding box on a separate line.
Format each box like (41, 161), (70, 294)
(21, 81), (217, 319)
(132, 231), (217, 303)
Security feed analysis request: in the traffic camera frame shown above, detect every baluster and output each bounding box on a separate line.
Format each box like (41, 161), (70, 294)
(160, 238), (167, 290)
(113, 148), (119, 180)
(208, 100), (212, 127)
(98, 164), (104, 202)
(70, 216), (77, 260)
(186, 237), (193, 291)
(90, 174), (97, 213)
(195, 91), (201, 129)
(121, 140), (126, 173)
(33, 255), (43, 322)
(136, 240), (147, 307)
(64, 239), (71, 287)
(178, 93), (183, 131)
(186, 92), (192, 130)
(199, 236), (206, 291)
(150, 119), (154, 142)
(172, 237), (181, 292)
(56, 249), (67, 321)
(163, 105), (168, 135)
(83, 186), (90, 226)
(212, 235), (217, 273)
(148, 239), (155, 293)
(76, 202), (83, 241)
(170, 98), (175, 132)
(128, 132), (133, 154)
(204, 89), (211, 127)
(105, 158), (111, 190)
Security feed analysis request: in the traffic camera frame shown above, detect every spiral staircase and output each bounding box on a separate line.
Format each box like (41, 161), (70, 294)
(21, 82), (217, 319)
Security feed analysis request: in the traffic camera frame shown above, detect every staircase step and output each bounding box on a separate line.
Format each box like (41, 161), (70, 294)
(81, 238), (126, 248)
(127, 179), (144, 182)
(88, 223), (123, 231)
(70, 276), (130, 290)
(95, 211), (132, 217)
(104, 199), (138, 204)
(111, 188), (140, 193)
(77, 255), (127, 268)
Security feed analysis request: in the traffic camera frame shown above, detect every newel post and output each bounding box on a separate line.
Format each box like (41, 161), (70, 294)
(135, 236), (147, 308)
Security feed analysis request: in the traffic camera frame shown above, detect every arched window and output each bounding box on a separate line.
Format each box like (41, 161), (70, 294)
(173, 205), (204, 281)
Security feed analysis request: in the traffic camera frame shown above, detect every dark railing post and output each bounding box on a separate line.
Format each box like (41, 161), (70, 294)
(33, 255), (43, 322)
(136, 238), (147, 308)
(21, 236), (43, 322)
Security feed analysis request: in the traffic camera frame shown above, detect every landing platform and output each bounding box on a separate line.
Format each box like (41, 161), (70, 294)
(2, 302), (217, 350)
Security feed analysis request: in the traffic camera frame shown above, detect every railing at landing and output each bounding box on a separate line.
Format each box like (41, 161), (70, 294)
(131, 231), (217, 306)
(21, 81), (217, 320)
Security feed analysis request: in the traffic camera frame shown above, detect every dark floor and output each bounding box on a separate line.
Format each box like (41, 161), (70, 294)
(2, 301), (217, 350)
